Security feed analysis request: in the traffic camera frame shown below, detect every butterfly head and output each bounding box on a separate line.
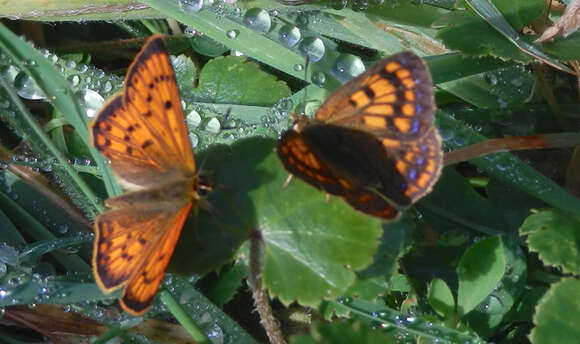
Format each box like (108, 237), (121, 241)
(194, 175), (214, 199)
(290, 113), (315, 133)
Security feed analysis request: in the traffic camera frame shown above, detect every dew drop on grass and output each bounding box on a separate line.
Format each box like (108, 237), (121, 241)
(67, 74), (80, 87)
(78, 89), (105, 118)
(244, 8), (272, 33)
(14, 72), (45, 100)
(331, 54), (365, 83)
(226, 30), (239, 39)
(332, 0), (348, 9)
(187, 109), (202, 128)
(311, 71), (326, 86)
(178, 0), (204, 12)
(299, 37), (325, 62)
(279, 24), (301, 47)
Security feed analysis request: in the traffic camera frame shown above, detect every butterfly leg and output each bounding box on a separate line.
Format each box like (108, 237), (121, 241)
(281, 174), (294, 190)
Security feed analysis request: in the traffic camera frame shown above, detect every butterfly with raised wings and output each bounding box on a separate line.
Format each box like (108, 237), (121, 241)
(277, 52), (442, 220)
(90, 35), (210, 315)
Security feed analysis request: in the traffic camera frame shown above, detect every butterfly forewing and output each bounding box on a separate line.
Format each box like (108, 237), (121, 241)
(315, 52), (435, 141)
(91, 36), (195, 190)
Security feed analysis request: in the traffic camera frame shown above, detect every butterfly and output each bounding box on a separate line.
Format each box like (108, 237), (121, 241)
(277, 52), (442, 220)
(90, 34), (210, 315)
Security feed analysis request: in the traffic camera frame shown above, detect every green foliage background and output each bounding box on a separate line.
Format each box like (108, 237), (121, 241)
(0, 0), (579, 343)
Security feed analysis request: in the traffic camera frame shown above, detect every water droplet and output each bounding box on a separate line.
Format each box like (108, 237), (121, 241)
(65, 60), (76, 69)
(187, 109), (202, 128)
(102, 81), (113, 93)
(311, 71), (326, 86)
(79, 89), (105, 118)
(178, 0), (204, 12)
(331, 54), (365, 83)
(244, 8), (272, 33)
(67, 75), (80, 87)
(337, 296), (352, 304)
(0, 65), (19, 82)
(0, 263), (6, 279)
(293, 64), (304, 71)
(77, 64), (88, 73)
(204, 117), (221, 133)
(226, 29), (239, 39)
(279, 24), (301, 47)
(57, 224), (69, 234)
(296, 13), (309, 27)
(299, 37), (325, 62)
(23, 59), (37, 68)
(351, 0), (369, 11)
(332, 0), (348, 9)
(14, 72), (45, 100)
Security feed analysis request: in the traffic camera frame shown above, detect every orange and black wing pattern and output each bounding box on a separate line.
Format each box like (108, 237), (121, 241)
(91, 35), (199, 316)
(93, 198), (192, 314)
(91, 35), (195, 191)
(277, 51), (442, 220)
(315, 52), (435, 141)
(278, 125), (401, 220)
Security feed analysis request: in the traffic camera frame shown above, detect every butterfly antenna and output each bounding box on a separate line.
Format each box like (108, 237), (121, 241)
(221, 108), (235, 130)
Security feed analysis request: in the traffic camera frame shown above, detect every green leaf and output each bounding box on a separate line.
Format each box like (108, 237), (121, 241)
(428, 278), (455, 318)
(540, 31), (580, 60)
(436, 10), (531, 62)
(488, 0), (545, 30)
(464, 236), (527, 337)
(457, 236), (505, 316)
(174, 137), (382, 306)
(290, 321), (397, 344)
(258, 159), (383, 306)
(530, 278), (580, 344)
(191, 56), (291, 105)
(330, 298), (481, 343)
(171, 54), (197, 93)
(437, 112), (580, 218)
(520, 210), (580, 274)
(205, 261), (247, 307)
(189, 34), (229, 57)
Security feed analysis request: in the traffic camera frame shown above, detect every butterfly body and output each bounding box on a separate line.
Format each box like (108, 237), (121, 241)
(277, 52), (442, 220)
(90, 35), (207, 315)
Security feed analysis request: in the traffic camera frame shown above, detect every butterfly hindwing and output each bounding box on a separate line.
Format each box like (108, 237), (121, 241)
(121, 202), (192, 315)
(315, 52), (435, 141)
(278, 125), (410, 219)
(277, 130), (348, 196)
(387, 127), (443, 202)
(93, 189), (192, 315)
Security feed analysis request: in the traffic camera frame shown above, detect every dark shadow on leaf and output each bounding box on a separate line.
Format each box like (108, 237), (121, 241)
(170, 137), (276, 275)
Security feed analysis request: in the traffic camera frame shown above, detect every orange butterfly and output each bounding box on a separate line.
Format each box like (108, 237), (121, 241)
(277, 52), (442, 220)
(90, 35), (210, 315)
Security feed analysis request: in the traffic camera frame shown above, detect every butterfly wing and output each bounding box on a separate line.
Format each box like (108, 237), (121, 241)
(277, 128), (399, 220)
(315, 52), (435, 141)
(278, 130), (348, 196)
(385, 127), (443, 202)
(92, 190), (192, 315)
(120, 201), (192, 315)
(91, 34), (195, 190)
